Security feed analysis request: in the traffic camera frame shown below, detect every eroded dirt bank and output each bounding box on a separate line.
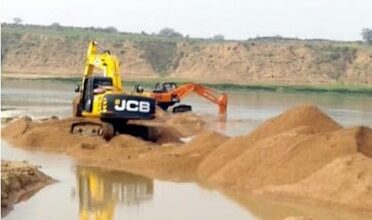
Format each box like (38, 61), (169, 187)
(1, 160), (54, 217)
(2, 105), (372, 215)
(3, 24), (372, 85)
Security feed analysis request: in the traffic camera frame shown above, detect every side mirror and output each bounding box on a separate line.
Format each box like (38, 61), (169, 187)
(74, 84), (80, 93)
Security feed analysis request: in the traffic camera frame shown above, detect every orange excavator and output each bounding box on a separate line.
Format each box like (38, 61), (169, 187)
(145, 82), (228, 118)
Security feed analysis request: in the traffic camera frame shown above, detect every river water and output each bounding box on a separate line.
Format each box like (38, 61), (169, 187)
(1, 78), (372, 220)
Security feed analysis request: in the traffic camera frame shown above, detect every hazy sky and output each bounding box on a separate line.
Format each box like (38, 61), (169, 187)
(1, 0), (371, 41)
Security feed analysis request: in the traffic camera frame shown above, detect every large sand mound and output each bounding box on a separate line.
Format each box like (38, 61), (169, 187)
(197, 104), (341, 180)
(205, 127), (371, 190)
(246, 103), (341, 140)
(197, 104), (372, 212)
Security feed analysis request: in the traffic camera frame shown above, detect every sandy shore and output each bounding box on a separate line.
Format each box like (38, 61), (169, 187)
(1, 160), (54, 217)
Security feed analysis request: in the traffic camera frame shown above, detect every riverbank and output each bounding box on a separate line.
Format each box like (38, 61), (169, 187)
(3, 24), (372, 85)
(2, 73), (372, 96)
(1, 160), (54, 217)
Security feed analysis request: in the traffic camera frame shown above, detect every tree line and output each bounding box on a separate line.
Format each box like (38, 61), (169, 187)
(7, 17), (372, 43)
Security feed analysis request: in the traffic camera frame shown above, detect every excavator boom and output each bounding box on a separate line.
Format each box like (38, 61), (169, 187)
(172, 83), (228, 114)
(151, 82), (228, 117)
(83, 41), (123, 91)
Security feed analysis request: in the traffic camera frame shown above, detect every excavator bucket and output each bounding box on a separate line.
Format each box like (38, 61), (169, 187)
(172, 104), (192, 113)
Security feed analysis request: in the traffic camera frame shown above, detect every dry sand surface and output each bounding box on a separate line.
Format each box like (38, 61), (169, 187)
(282, 217), (313, 220)
(259, 153), (372, 211)
(197, 105), (372, 213)
(2, 104), (372, 214)
(1, 160), (54, 217)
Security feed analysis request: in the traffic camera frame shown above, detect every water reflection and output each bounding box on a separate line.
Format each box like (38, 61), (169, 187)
(76, 166), (153, 220)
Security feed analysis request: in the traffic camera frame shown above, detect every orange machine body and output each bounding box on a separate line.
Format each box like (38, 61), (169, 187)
(151, 82), (228, 116)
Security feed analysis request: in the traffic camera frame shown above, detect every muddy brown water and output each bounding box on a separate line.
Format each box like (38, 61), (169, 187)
(2, 78), (372, 219)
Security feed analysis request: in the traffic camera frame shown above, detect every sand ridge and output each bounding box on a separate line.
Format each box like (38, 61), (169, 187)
(2, 104), (372, 213)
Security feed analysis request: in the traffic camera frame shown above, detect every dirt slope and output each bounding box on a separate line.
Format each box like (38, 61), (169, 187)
(197, 104), (341, 180)
(204, 126), (370, 191)
(259, 153), (372, 211)
(2, 24), (372, 84)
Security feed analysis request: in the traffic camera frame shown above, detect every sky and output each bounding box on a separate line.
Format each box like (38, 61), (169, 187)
(1, 0), (371, 41)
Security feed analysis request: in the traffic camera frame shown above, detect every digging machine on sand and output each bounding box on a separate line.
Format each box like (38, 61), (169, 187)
(72, 41), (158, 140)
(148, 82), (228, 119)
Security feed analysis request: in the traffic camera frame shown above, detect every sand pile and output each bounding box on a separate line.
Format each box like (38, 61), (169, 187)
(1, 114), (192, 151)
(260, 153), (372, 211)
(197, 104), (342, 181)
(1, 116), (32, 139)
(109, 131), (229, 180)
(1, 160), (54, 216)
(54, 130), (227, 181)
(164, 112), (205, 137)
(2, 104), (372, 212)
(245, 104), (341, 140)
(1, 113), (219, 181)
(204, 127), (371, 190)
(153, 107), (206, 138)
(197, 104), (372, 211)
(2, 117), (108, 152)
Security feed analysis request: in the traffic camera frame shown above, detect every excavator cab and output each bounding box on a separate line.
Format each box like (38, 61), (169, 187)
(80, 77), (113, 112)
(152, 82), (177, 93)
(151, 82), (192, 113)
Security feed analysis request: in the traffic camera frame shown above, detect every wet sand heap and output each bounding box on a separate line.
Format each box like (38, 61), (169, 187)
(2, 104), (372, 212)
(1, 160), (54, 216)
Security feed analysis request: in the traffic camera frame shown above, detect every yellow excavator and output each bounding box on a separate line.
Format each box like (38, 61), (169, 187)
(71, 41), (158, 140)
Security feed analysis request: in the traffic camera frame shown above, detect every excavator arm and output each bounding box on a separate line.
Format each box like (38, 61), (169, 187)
(83, 41), (123, 91)
(169, 83), (228, 115)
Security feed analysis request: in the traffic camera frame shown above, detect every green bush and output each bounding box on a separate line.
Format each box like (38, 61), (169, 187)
(137, 40), (177, 74)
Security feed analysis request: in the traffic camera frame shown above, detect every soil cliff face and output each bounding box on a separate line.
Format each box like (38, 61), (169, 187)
(2, 24), (372, 84)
